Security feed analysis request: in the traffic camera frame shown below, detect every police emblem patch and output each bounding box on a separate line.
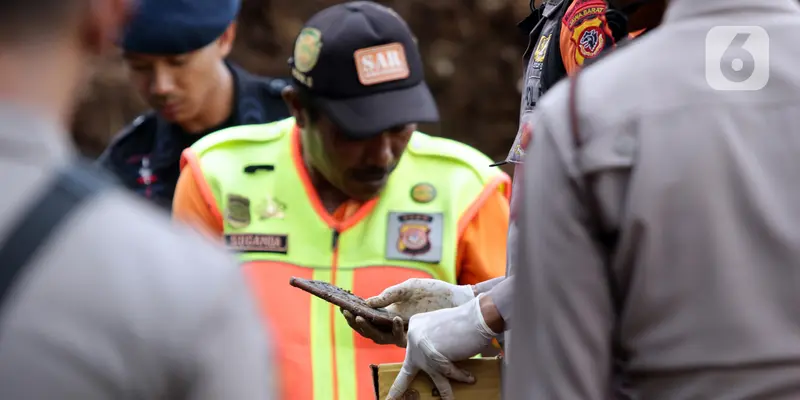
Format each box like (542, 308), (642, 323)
(225, 194), (251, 229)
(577, 26), (603, 57)
(410, 183), (436, 203)
(386, 212), (443, 263)
(293, 27), (323, 73)
(398, 215), (432, 255)
(572, 19), (605, 63)
(533, 34), (551, 63)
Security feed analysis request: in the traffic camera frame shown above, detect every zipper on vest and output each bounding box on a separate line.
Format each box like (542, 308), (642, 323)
(331, 229), (340, 249)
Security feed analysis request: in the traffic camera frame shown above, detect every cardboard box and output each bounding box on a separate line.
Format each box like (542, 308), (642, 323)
(371, 357), (502, 399)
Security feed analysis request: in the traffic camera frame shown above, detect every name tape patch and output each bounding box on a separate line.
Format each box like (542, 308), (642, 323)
(225, 234), (288, 254)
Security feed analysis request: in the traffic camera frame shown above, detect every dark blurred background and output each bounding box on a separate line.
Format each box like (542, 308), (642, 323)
(71, 0), (531, 175)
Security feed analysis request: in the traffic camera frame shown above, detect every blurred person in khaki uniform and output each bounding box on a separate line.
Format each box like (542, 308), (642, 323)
(0, 0), (278, 398)
(508, 0), (800, 398)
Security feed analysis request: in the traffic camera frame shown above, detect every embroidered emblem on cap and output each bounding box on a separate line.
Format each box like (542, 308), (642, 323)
(410, 183), (436, 204)
(294, 28), (322, 73)
(225, 234), (288, 254)
(354, 42), (410, 85)
(386, 212), (443, 263)
(225, 194), (251, 229)
(292, 27), (322, 87)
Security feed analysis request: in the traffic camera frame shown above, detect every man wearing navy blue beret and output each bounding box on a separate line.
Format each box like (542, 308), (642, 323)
(97, 0), (291, 211)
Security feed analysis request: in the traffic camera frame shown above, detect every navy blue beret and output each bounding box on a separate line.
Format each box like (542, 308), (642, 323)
(121, 0), (241, 55)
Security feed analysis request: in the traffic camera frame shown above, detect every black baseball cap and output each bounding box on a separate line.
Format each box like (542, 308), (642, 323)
(289, 1), (439, 138)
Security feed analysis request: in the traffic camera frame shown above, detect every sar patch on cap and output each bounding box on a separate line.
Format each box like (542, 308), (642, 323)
(354, 42), (410, 86)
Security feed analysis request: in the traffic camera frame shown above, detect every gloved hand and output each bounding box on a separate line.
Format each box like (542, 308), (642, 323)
(342, 310), (407, 347)
(367, 278), (475, 319)
(387, 294), (498, 400)
(343, 278), (475, 348)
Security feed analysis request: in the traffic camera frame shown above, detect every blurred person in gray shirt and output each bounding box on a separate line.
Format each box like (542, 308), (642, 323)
(507, 0), (800, 398)
(0, 0), (278, 399)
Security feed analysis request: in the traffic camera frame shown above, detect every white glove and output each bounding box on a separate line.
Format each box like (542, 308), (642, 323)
(386, 294), (497, 400)
(366, 278), (475, 320)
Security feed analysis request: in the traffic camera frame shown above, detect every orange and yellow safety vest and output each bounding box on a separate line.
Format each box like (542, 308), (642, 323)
(180, 118), (510, 399)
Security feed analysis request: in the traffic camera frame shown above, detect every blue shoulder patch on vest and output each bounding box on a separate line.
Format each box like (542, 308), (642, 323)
(405, 132), (501, 184)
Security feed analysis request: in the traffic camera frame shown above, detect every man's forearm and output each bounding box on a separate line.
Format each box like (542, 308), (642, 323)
(486, 276), (513, 330)
(469, 278), (512, 334)
(479, 293), (505, 333)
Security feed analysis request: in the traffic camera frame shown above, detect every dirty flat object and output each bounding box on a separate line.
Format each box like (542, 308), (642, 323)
(289, 277), (405, 329)
(372, 357), (502, 399)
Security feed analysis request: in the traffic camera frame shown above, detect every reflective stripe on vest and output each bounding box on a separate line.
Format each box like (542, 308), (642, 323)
(183, 117), (509, 400)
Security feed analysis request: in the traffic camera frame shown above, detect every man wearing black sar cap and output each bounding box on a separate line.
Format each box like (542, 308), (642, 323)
(288, 7), (440, 139)
(172, 2), (510, 399)
(96, 0), (291, 211)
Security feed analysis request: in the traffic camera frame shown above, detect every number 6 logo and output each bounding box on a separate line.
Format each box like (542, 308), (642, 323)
(705, 26), (770, 91)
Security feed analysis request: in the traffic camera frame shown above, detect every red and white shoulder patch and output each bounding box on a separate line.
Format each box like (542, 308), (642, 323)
(565, 0), (609, 65)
